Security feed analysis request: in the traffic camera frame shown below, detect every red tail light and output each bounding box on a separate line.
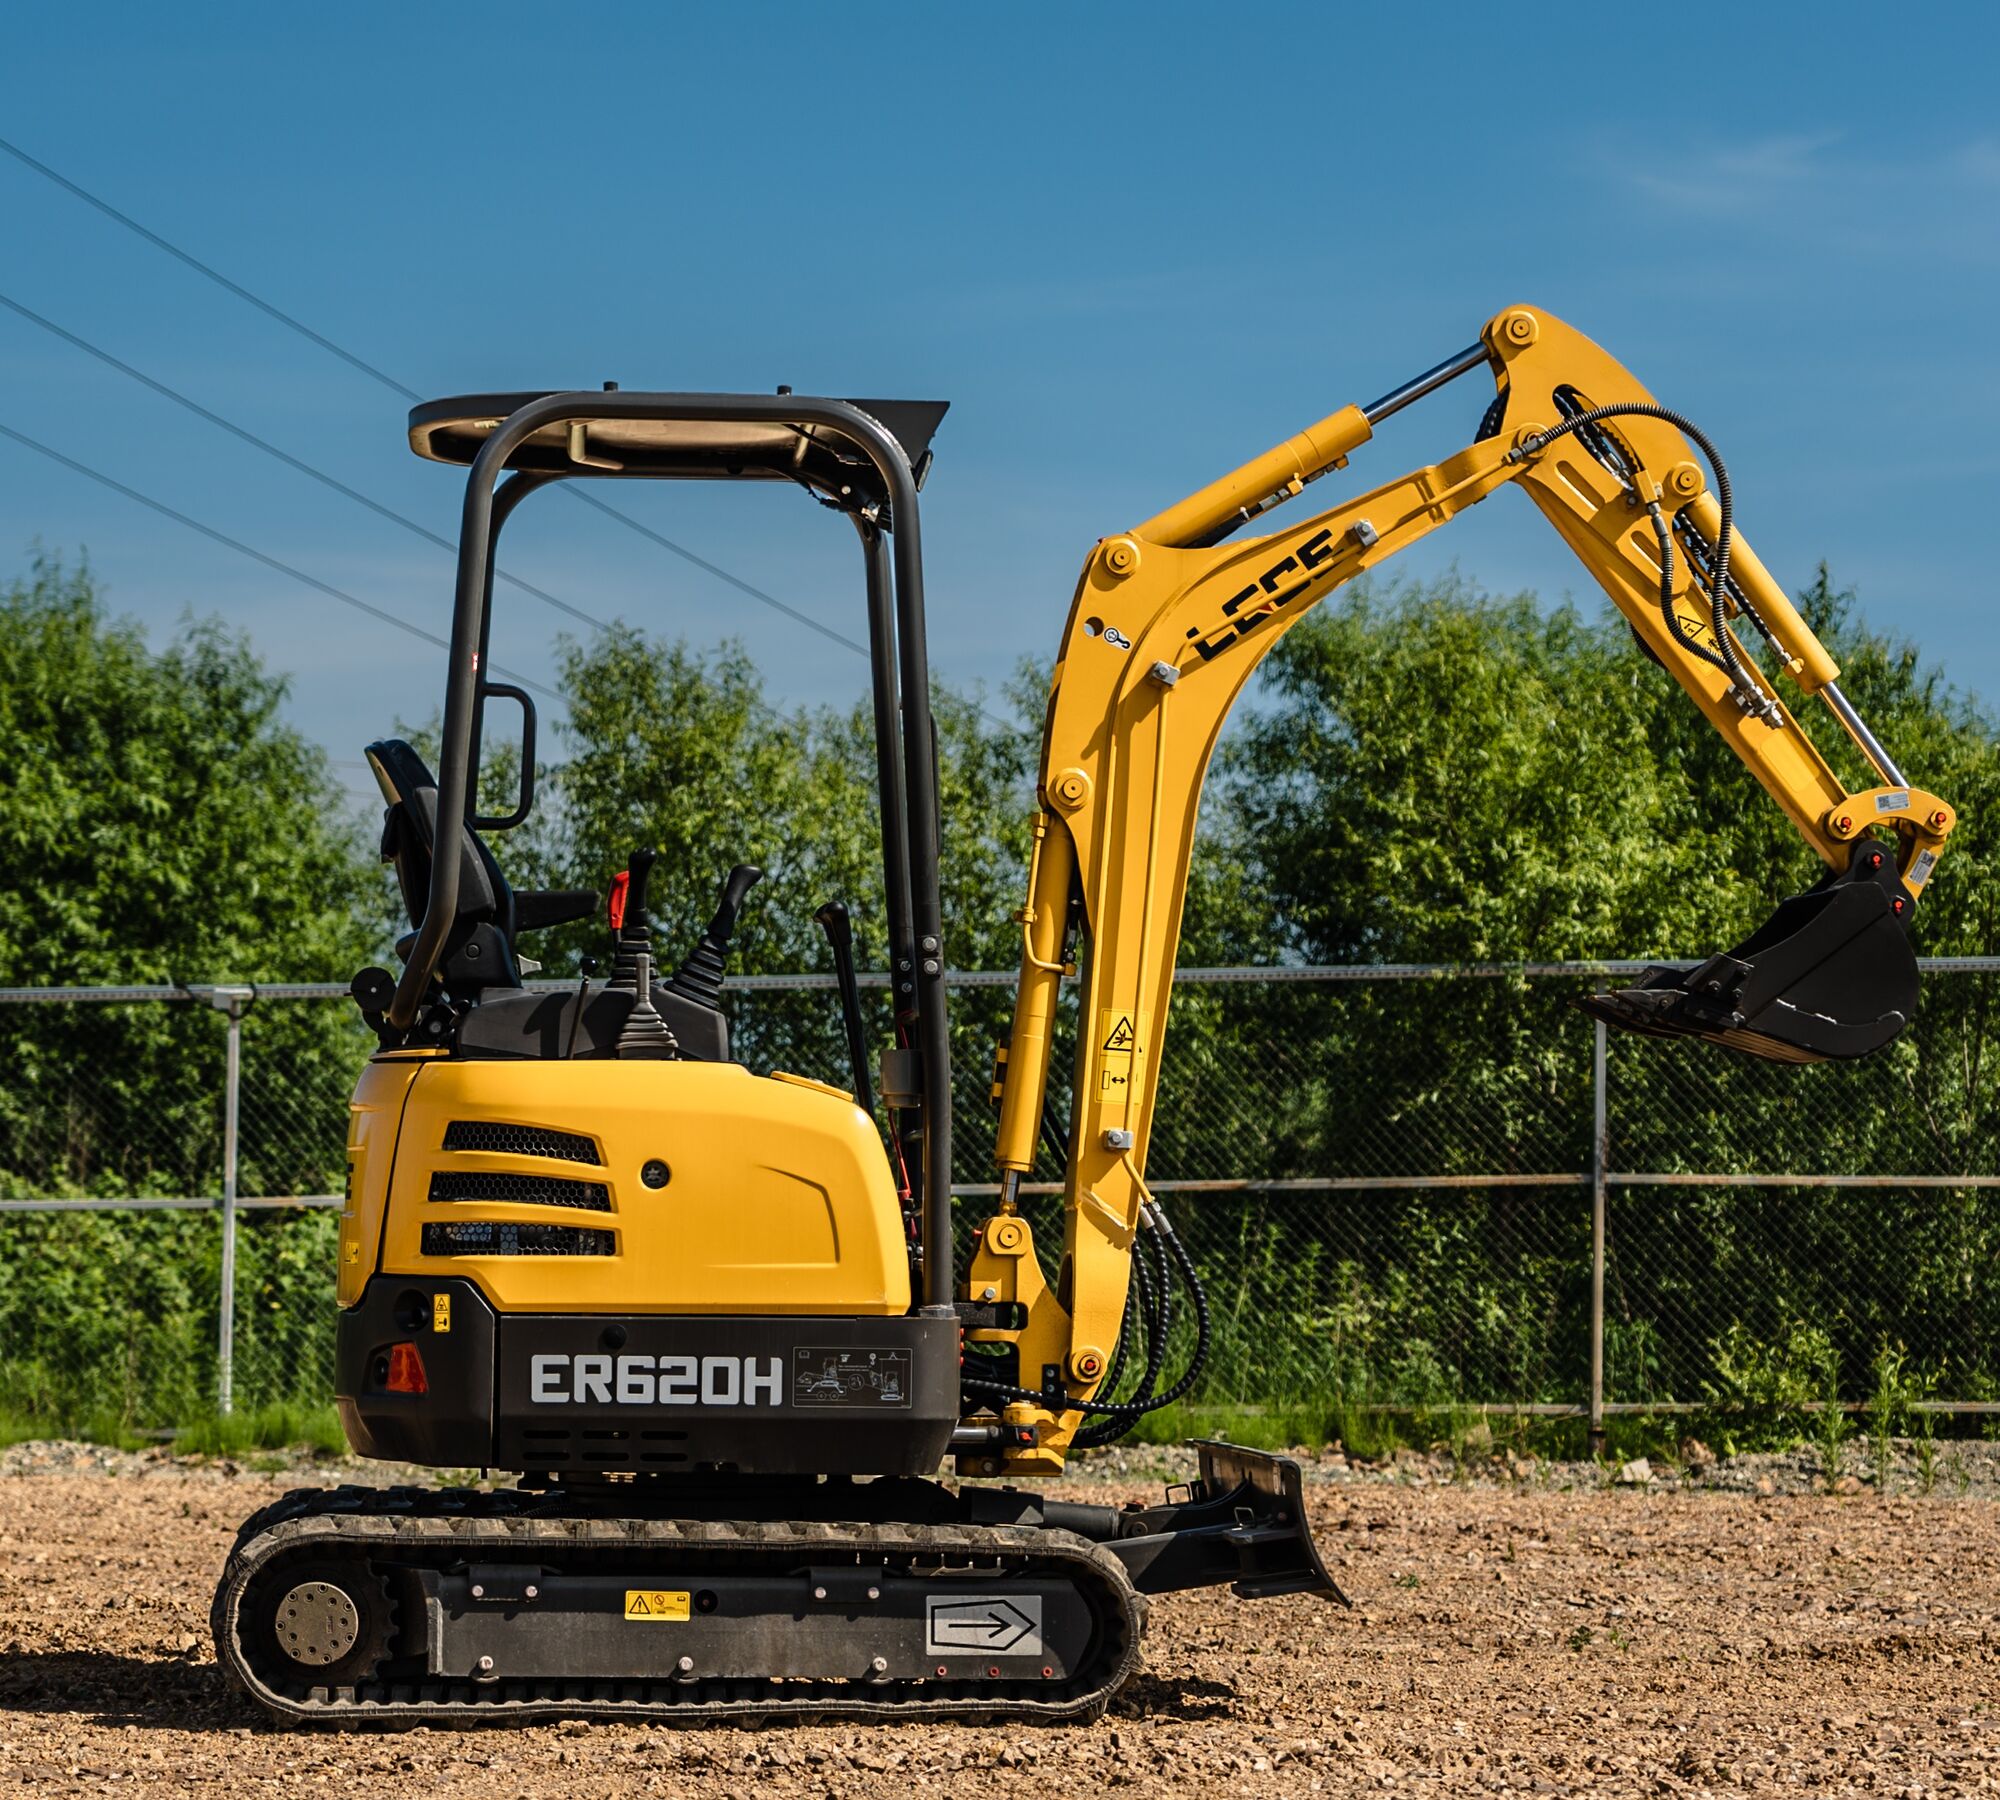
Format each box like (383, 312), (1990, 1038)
(385, 1341), (428, 1395)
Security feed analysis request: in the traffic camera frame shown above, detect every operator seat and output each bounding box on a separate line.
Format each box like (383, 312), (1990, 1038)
(366, 738), (593, 997)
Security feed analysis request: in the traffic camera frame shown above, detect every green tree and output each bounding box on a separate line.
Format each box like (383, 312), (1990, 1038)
(504, 628), (1040, 979)
(0, 556), (375, 987)
(0, 556), (378, 1198)
(0, 557), (380, 1430)
(1173, 569), (2000, 1407)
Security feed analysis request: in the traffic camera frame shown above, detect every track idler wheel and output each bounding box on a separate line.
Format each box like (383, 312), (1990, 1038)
(1576, 840), (1920, 1064)
(248, 1559), (395, 1691)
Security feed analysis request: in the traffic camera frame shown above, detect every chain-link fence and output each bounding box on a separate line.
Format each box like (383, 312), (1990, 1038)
(3, 962), (1998, 1439)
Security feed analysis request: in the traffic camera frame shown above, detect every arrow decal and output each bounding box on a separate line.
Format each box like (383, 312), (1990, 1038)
(924, 1594), (1045, 1658)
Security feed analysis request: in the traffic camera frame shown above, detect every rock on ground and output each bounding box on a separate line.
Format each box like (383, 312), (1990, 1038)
(4, 1452), (2000, 1795)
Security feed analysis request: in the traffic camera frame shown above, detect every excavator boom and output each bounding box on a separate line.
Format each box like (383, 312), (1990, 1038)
(970, 304), (1955, 1473)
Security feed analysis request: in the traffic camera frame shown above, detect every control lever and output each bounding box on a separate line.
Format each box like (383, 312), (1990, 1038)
(666, 864), (763, 1010)
(813, 901), (877, 1118)
(605, 848), (678, 1060)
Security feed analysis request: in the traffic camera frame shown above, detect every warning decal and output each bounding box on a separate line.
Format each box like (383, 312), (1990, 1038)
(624, 1589), (691, 1622)
(1098, 1009), (1144, 1097)
(432, 1292), (452, 1334)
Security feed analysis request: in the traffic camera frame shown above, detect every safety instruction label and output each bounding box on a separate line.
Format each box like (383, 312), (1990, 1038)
(624, 1589), (691, 1621)
(792, 1347), (913, 1409)
(433, 1292), (452, 1334)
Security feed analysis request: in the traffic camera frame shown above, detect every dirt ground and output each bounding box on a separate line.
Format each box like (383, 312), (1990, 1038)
(4, 1451), (1999, 1796)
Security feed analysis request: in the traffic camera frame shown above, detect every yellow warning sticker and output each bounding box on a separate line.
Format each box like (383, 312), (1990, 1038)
(624, 1589), (691, 1621)
(1671, 610), (1727, 655)
(1100, 1011), (1139, 1056)
(343, 1239), (360, 1265)
(432, 1292), (451, 1334)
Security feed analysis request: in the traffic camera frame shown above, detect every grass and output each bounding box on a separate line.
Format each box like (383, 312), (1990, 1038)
(1120, 1397), (1690, 1468)
(0, 1404), (153, 1451)
(0, 1398), (346, 1458)
(8, 1382), (1995, 1479)
(1125, 1400), (1348, 1454)
(173, 1401), (347, 1458)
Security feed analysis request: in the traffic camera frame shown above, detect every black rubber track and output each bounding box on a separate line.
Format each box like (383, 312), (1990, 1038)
(213, 1485), (1147, 1727)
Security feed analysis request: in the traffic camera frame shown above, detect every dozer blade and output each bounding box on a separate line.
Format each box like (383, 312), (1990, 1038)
(1576, 840), (1919, 1064)
(1192, 1440), (1348, 1603)
(1102, 1441), (1348, 1602)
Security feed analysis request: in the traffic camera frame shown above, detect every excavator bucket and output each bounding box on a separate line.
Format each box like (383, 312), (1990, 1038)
(1575, 841), (1920, 1064)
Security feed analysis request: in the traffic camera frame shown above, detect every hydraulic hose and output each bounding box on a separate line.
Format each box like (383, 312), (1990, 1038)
(961, 1201), (1212, 1423)
(1074, 1213), (1190, 1448)
(1508, 402), (1777, 723)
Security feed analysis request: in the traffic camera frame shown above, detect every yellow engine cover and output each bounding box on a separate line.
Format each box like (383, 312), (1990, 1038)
(340, 1055), (910, 1316)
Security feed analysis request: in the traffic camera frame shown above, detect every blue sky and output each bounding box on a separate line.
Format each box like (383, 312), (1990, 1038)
(5, 5), (1996, 809)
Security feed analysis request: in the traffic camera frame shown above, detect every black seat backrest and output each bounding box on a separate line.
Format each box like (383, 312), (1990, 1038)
(366, 739), (516, 945)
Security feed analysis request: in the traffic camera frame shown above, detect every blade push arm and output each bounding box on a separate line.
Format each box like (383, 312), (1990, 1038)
(963, 304), (1956, 1475)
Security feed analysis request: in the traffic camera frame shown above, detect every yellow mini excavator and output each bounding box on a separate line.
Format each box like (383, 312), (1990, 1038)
(214, 306), (1956, 1724)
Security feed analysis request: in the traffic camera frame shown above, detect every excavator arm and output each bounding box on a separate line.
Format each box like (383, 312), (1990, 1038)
(962, 304), (1956, 1475)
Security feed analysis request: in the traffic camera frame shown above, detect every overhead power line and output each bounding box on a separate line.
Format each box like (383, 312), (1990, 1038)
(561, 486), (871, 656)
(0, 131), (871, 661)
(0, 287), (611, 633)
(0, 136), (425, 402)
(0, 420), (558, 700)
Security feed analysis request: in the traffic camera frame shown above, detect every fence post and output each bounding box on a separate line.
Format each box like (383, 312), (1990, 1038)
(210, 987), (253, 1416)
(1589, 1015), (1608, 1457)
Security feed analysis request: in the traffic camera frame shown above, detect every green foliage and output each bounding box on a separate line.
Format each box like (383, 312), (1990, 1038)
(1228, 578), (1710, 964)
(8, 551), (2000, 1443)
(0, 555), (375, 987)
(0, 559), (373, 1433)
(0, 1208), (340, 1436)
(1123, 1400), (1337, 1454)
(0, 560), (377, 1205)
(1220, 563), (2000, 1079)
(1700, 1318), (1840, 1454)
(499, 630), (1038, 979)
(1869, 1339), (1938, 1493)
(1812, 1345), (1855, 1491)
(175, 1400), (346, 1458)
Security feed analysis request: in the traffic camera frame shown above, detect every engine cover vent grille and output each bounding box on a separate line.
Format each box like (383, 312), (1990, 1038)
(442, 1121), (602, 1163)
(427, 1171), (611, 1211)
(420, 1221), (615, 1257)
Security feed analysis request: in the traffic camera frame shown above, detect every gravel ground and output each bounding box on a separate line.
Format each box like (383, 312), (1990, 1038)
(4, 1443), (2000, 1795)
